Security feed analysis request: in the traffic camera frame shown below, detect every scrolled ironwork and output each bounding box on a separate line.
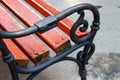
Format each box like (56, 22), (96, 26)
(77, 43), (95, 64)
(69, 4), (100, 44)
(70, 11), (89, 43)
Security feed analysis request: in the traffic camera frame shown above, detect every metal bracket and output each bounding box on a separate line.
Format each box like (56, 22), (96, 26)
(34, 16), (57, 33)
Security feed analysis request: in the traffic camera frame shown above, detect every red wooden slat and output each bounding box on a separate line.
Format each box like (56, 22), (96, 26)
(3, 39), (29, 67)
(25, 0), (88, 37)
(1, 0), (70, 53)
(0, 6), (49, 63)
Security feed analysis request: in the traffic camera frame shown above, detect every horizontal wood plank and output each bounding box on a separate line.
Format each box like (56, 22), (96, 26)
(2, 39), (29, 67)
(1, 0), (71, 53)
(0, 6), (49, 63)
(25, 0), (88, 37)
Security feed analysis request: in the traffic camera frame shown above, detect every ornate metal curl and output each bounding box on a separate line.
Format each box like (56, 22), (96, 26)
(77, 11), (88, 32)
(70, 11), (89, 43)
(77, 43), (95, 64)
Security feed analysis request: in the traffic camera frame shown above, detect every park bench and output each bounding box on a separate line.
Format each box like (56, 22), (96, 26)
(0, 0), (100, 80)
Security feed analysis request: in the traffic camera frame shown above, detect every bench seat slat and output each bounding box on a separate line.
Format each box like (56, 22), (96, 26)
(1, 0), (71, 53)
(25, 0), (88, 37)
(2, 39), (29, 67)
(0, 6), (49, 63)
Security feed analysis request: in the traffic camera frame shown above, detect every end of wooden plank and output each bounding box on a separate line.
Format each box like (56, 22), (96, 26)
(56, 38), (71, 53)
(34, 49), (49, 63)
(0, 39), (29, 67)
(15, 60), (29, 67)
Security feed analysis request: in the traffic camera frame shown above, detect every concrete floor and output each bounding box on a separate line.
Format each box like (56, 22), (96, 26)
(0, 0), (120, 80)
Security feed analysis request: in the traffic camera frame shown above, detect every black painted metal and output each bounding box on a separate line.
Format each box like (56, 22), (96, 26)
(16, 42), (90, 74)
(0, 3), (100, 80)
(0, 26), (38, 38)
(35, 16), (57, 33)
(0, 39), (19, 80)
(27, 57), (82, 80)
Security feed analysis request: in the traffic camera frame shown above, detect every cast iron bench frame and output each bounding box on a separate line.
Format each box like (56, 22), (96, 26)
(0, 3), (100, 80)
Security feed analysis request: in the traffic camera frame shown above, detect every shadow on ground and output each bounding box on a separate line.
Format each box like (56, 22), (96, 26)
(0, 52), (120, 80)
(87, 52), (120, 80)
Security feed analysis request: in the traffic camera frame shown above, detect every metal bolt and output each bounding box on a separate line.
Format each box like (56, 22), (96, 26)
(22, 56), (26, 58)
(55, 41), (59, 44)
(62, 37), (65, 40)
(41, 48), (45, 52)
(34, 51), (39, 55)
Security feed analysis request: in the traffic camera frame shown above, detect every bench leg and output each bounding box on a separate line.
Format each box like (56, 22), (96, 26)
(79, 66), (87, 80)
(77, 43), (95, 80)
(81, 76), (86, 80)
(0, 39), (19, 80)
(8, 61), (19, 80)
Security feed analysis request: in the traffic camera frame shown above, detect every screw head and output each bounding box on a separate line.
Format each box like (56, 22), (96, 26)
(41, 48), (45, 52)
(34, 51), (38, 55)
(55, 41), (59, 44)
(62, 37), (65, 40)
(22, 56), (26, 58)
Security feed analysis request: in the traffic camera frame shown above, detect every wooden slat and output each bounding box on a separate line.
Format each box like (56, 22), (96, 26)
(1, 0), (71, 53)
(25, 0), (88, 37)
(2, 39), (29, 67)
(0, 6), (49, 63)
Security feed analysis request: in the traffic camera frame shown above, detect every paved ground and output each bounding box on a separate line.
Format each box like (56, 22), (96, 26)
(0, 0), (120, 80)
